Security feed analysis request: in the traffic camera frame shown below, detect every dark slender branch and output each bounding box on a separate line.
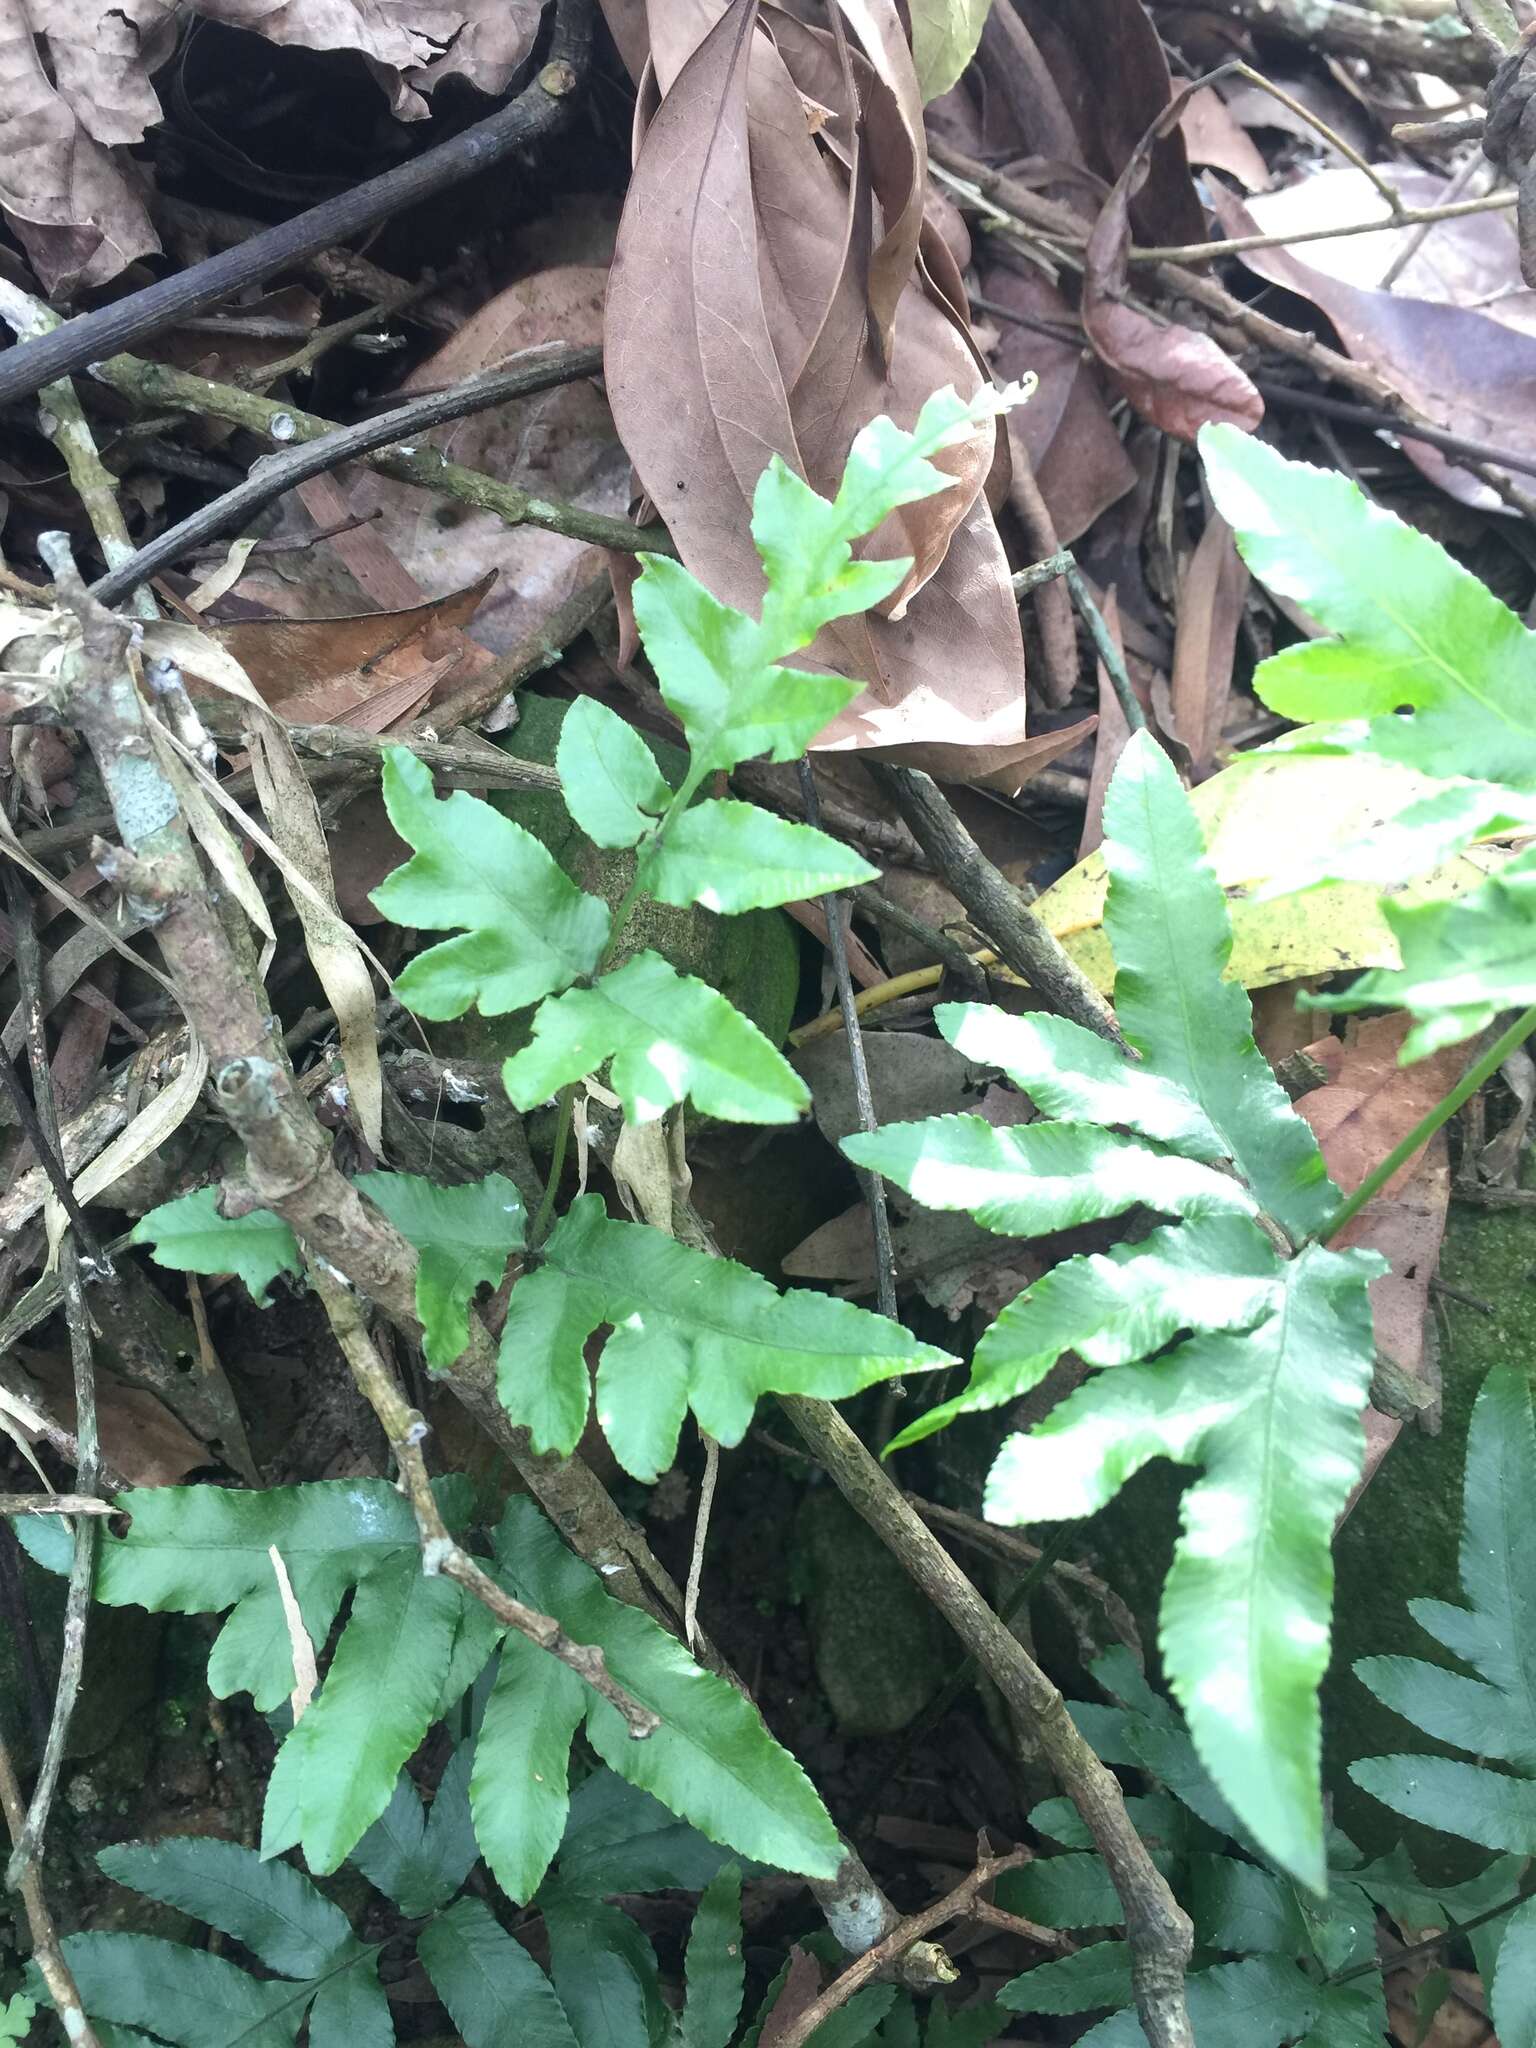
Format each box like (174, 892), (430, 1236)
(799, 759), (898, 1321)
(1146, 0), (1491, 83)
(1064, 564), (1148, 736)
(0, 0), (597, 411)
(1256, 379), (1536, 484)
(89, 346), (616, 607)
(1331, 1885), (1534, 1984)
(865, 764), (1126, 1047)
(779, 1397), (1194, 2048)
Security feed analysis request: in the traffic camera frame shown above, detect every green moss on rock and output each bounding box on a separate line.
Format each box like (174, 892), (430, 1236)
(795, 1489), (951, 1736)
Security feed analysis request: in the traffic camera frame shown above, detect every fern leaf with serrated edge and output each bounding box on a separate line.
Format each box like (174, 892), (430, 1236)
(418, 1897), (578, 2048)
(131, 1187), (300, 1303)
(1308, 842), (1536, 1060)
(1351, 1367), (1536, 1857)
(1100, 730), (1335, 1241)
(1200, 424), (1536, 795)
(355, 1170), (524, 1368)
(885, 1214), (1280, 1450)
(486, 1499), (841, 1883)
(842, 1116), (1255, 1239)
(371, 747), (610, 1019)
(991, 1241), (1379, 1891)
(681, 1866), (745, 2048)
(502, 951), (808, 1126)
(497, 1195), (951, 1479)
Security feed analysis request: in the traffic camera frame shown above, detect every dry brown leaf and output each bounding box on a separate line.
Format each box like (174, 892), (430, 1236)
(0, 0), (161, 292)
(1083, 129), (1265, 440)
(350, 266), (625, 657)
(603, 0), (1031, 774)
(1178, 83), (1270, 192)
(0, 0), (538, 291)
(1167, 511), (1248, 781)
(209, 575), (496, 725)
(1296, 1015), (1462, 1495)
(24, 1351), (212, 1488)
(1217, 172), (1536, 510)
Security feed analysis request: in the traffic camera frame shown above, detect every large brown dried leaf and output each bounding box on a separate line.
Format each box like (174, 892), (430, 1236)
(604, 0), (1031, 772)
(0, 0), (160, 293)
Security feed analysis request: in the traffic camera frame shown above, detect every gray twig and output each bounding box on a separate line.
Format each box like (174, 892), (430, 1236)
(866, 764), (1125, 1047)
(89, 345), (620, 607)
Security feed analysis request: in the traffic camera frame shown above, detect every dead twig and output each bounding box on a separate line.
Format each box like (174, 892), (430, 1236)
(1147, 0), (1492, 83)
(1, 866), (100, 1892)
(779, 1397), (1194, 2048)
(0, 0), (598, 410)
(0, 1733), (101, 2048)
(765, 1849), (1035, 2048)
(89, 345), (645, 608)
(800, 759), (899, 1320)
(865, 763), (1126, 1048)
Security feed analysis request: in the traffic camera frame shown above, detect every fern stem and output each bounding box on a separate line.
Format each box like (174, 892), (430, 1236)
(530, 1084), (577, 1247)
(1320, 1002), (1536, 1244)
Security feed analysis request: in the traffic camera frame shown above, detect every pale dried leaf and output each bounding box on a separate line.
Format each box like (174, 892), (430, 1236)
(0, 0), (160, 292)
(143, 622), (384, 1149)
(1168, 512), (1248, 780)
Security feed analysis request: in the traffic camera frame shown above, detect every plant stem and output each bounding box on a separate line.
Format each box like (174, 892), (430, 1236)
(1321, 1004), (1536, 1244)
(1329, 1885), (1533, 1984)
(530, 1085), (577, 1247)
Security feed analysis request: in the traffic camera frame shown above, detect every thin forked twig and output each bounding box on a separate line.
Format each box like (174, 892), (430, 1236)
(765, 1849), (1035, 2048)
(0, 1734), (101, 2048)
(308, 1262), (659, 1739)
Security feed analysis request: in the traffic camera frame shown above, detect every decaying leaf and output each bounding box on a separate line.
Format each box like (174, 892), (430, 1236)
(1036, 749), (1508, 995)
(1083, 118), (1264, 442)
(0, 0), (540, 292)
(601, 0), (1032, 776)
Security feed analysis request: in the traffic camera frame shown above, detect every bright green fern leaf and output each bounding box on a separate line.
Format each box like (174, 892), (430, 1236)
(1200, 423), (1536, 792)
(479, 1500), (843, 1885)
(885, 1214), (1281, 1451)
(497, 1194), (950, 1480)
(938, 1002), (1225, 1155)
(418, 1897), (579, 2048)
(502, 950), (808, 1126)
(1352, 1366), (1536, 1876)
(989, 1242), (1380, 1890)
(1101, 729), (1335, 1242)
(1310, 841), (1536, 1060)
(356, 1170), (525, 1367)
(372, 747), (610, 1018)
(844, 734), (1380, 1889)
(843, 1115), (1254, 1238)
(131, 1186), (300, 1303)
(555, 696), (672, 850)
(639, 800), (876, 913)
